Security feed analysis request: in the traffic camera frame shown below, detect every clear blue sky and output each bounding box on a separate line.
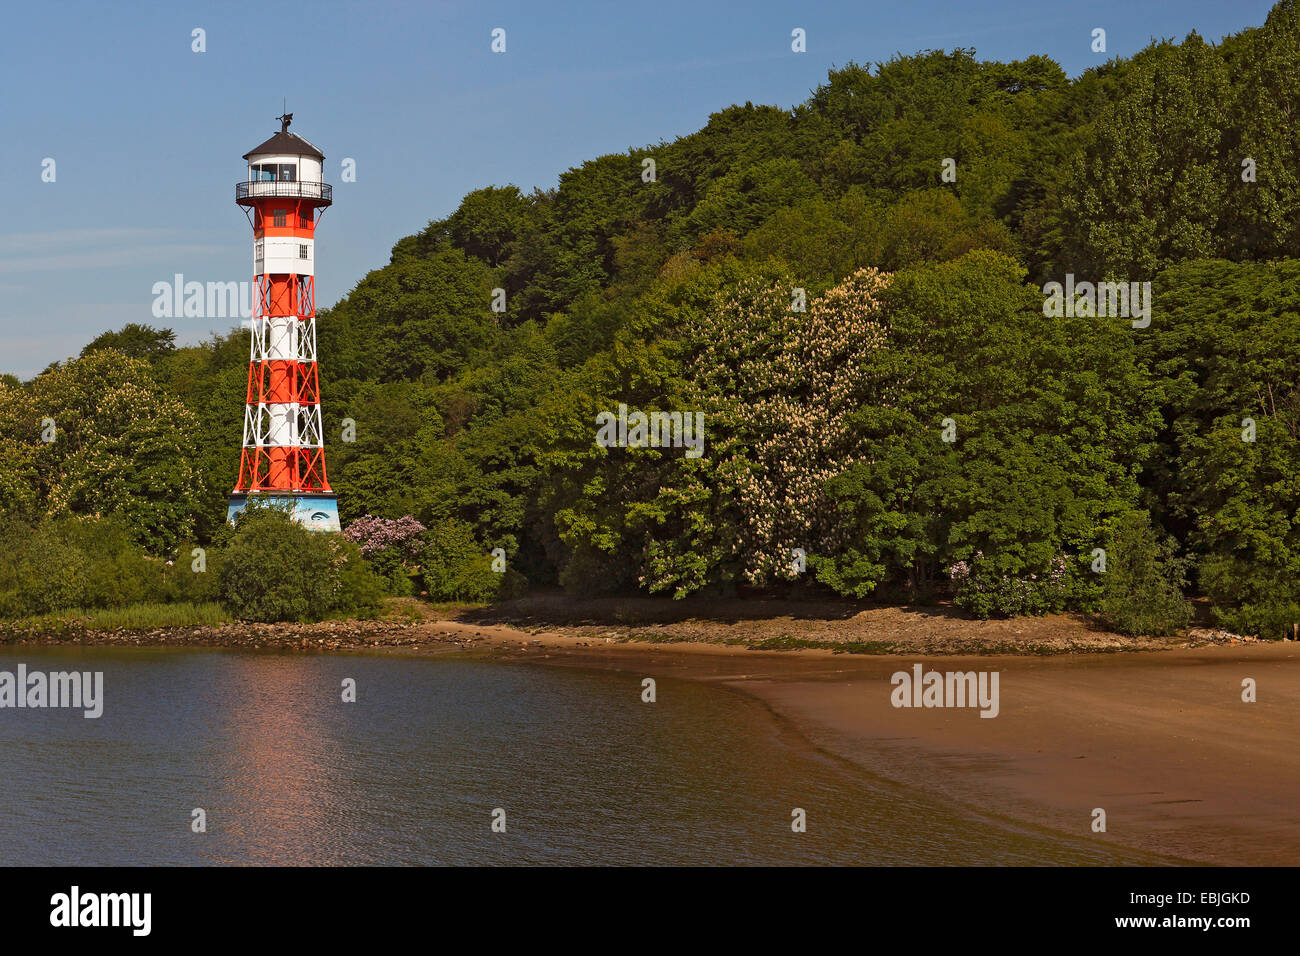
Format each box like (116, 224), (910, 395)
(0, 0), (1277, 376)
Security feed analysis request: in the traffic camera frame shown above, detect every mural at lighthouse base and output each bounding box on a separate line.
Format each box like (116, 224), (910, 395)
(226, 495), (341, 533)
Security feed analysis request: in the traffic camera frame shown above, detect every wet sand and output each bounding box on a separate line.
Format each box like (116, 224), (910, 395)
(466, 633), (1300, 865)
(728, 645), (1300, 865)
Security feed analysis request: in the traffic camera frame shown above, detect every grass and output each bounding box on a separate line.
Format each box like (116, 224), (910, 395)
(374, 596), (486, 622)
(730, 634), (899, 654)
(3, 602), (230, 633)
(1, 595), (479, 637)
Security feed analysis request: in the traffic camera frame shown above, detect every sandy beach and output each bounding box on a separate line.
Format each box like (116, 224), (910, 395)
(8, 599), (1297, 865)
(487, 635), (1300, 865)
(729, 645), (1300, 866)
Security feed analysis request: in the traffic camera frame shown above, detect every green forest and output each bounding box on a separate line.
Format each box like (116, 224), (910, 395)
(4, 1), (1300, 635)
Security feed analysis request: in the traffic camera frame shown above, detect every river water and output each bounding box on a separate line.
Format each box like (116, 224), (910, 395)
(0, 647), (1156, 865)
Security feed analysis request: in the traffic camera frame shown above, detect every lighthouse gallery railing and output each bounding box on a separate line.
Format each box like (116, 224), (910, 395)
(236, 181), (333, 203)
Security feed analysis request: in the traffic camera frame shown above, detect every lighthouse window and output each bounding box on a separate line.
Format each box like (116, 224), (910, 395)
(250, 163), (297, 182)
(299, 245), (309, 259)
(272, 209), (287, 228)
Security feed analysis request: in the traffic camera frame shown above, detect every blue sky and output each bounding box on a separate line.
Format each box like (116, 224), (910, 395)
(0, 0), (1277, 376)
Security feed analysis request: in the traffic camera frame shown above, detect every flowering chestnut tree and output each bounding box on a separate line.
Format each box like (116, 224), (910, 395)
(0, 350), (203, 555)
(544, 262), (892, 598)
(637, 267), (891, 595)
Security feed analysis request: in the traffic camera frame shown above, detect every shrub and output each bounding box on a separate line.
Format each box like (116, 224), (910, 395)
(218, 503), (381, 622)
(0, 515), (163, 618)
(162, 541), (223, 604)
(0, 519), (88, 617)
(420, 518), (520, 603)
(377, 563), (417, 597)
(331, 535), (386, 616)
(54, 516), (162, 608)
(1199, 559), (1297, 640)
(1099, 512), (1192, 636)
(344, 514), (427, 558)
(344, 515), (425, 596)
(949, 553), (1072, 618)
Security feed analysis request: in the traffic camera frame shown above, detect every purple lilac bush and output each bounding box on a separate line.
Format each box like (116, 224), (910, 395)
(948, 552), (1071, 618)
(344, 515), (426, 560)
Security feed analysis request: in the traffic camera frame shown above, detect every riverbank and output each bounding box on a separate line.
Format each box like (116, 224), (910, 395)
(0, 594), (1257, 656)
(5, 597), (1293, 865)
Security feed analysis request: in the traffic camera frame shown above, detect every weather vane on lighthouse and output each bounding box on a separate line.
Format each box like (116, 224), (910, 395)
(227, 116), (340, 532)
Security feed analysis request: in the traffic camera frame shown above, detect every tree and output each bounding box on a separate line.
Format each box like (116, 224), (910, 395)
(1099, 511), (1192, 636)
(673, 158), (819, 245)
(1140, 259), (1300, 637)
(81, 323), (176, 361)
(1219, 0), (1300, 260)
(0, 350), (203, 554)
(540, 260), (892, 598)
(442, 185), (531, 267)
(318, 249), (498, 383)
(819, 251), (1158, 606)
(1055, 34), (1231, 278)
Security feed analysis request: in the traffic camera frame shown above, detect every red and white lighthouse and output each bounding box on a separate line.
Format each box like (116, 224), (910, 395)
(227, 114), (340, 532)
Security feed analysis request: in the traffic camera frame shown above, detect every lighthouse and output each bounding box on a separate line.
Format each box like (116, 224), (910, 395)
(226, 114), (340, 533)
